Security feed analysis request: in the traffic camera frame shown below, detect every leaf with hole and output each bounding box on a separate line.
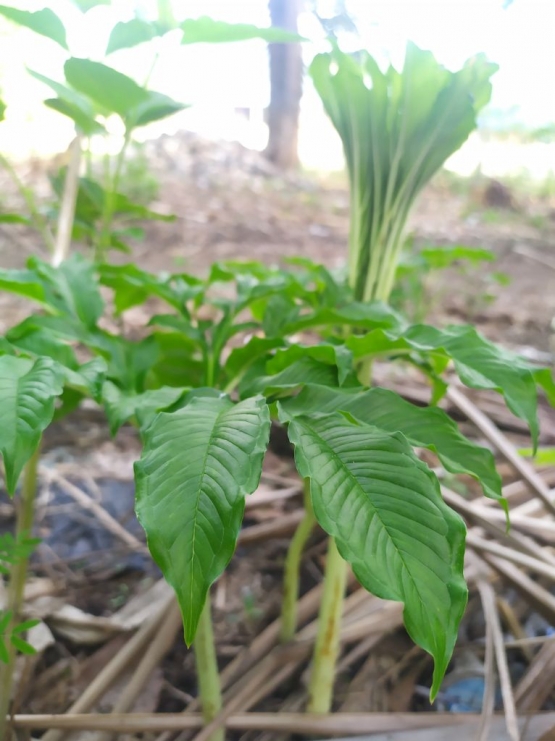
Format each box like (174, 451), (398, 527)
(135, 395), (271, 643)
(285, 411), (467, 698)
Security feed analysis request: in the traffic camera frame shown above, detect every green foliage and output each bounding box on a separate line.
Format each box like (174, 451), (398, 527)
(310, 44), (497, 301)
(285, 410), (467, 699)
(0, 5), (68, 48)
(135, 395), (270, 644)
(180, 16), (305, 45)
(0, 355), (64, 494)
(0, 253), (552, 695)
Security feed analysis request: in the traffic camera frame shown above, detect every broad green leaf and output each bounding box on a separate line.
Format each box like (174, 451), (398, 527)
(519, 447), (555, 466)
(102, 381), (188, 435)
(0, 356), (64, 494)
(148, 331), (205, 389)
(181, 17), (305, 45)
(64, 58), (149, 120)
(239, 356), (345, 398)
(99, 263), (200, 314)
(310, 45), (497, 301)
(284, 302), (405, 335)
(0, 214), (31, 225)
(6, 323), (78, 370)
(286, 411), (467, 698)
(29, 254), (104, 328)
(282, 385), (503, 504)
(135, 395), (271, 643)
(0, 268), (46, 304)
(0, 6), (68, 49)
(106, 18), (160, 54)
(0, 98), (5, 121)
(62, 357), (107, 401)
(267, 344), (354, 386)
(348, 324), (542, 447)
(126, 90), (188, 129)
(28, 69), (103, 135)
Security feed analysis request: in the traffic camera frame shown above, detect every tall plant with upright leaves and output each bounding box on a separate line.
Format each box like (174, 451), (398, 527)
(310, 44), (498, 302)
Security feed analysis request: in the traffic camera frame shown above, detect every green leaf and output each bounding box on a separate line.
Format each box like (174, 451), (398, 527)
(282, 385), (503, 504)
(64, 58), (149, 120)
(419, 244), (496, 270)
(99, 263), (199, 314)
(28, 69), (104, 136)
(44, 98), (105, 135)
(106, 18), (161, 54)
(0, 213), (30, 225)
(135, 395), (271, 643)
(533, 367), (555, 406)
(224, 337), (285, 385)
(0, 98), (5, 122)
(310, 45), (497, 301)
(267, 344), (354, 386)
(102, 382), (189, 435)
(181, 16), (305, 45)
(126, 90), (188, 129)
(70, 0), (110, 10)
(0, 356), (64, 494)
(10, 634), (37, 655)
(29, 254), (104, 328)
(0, 6), (68, 48)
(284, 302), (405, 335)
(239, 357), (344, 399)
(348, 324), (542, 447)
(0, 268), (46, 304)
(519, 447), (555, 466)
(286, 411), (467, 698)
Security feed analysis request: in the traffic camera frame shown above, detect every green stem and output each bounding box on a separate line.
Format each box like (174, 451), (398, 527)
(280, 480), (315, 642)
(307, 537), (348, 713)
(0, 153), (55, 255)
(52, 134), (82, 267)
(0, 443), (41, 741)
(96, 131), (131, 261)
(193, 598), (223, 741)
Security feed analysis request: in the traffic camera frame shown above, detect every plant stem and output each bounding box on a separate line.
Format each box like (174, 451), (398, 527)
(0, 153), (55, 255)
(96, 131), (131, 261)
(52, 134), (82, 267)
(0, 443), (41, 741)
(193, 598), (223, 741)
(280, 480), (315, 642)
(307, 537), (348, 713)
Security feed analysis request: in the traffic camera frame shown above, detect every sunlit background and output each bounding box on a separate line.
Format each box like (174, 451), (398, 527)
(0, 0), (554, 176)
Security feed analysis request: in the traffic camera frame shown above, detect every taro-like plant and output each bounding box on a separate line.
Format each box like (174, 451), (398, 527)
(0, 13), (554, 738)
(0, 255), (553, 739)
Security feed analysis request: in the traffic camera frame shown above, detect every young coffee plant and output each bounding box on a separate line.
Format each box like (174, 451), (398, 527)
(0, 253), (553, 739)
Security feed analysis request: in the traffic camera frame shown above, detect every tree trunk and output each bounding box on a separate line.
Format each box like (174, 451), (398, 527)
(265, 0), (303, 170)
